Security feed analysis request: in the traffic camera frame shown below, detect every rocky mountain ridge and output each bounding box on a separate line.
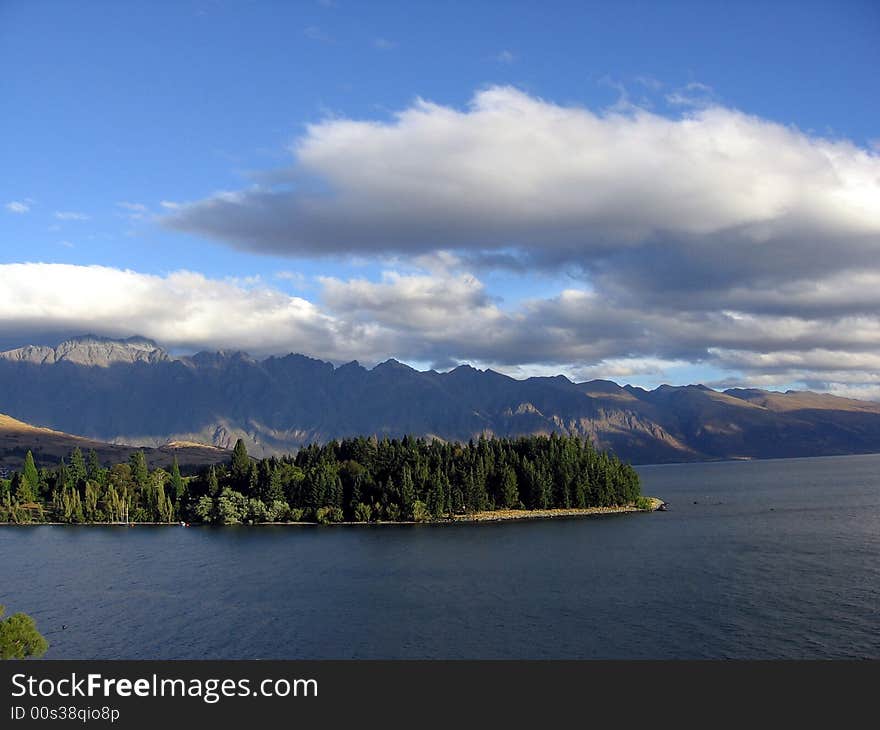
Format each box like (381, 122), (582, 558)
(1, 336), (879, 464)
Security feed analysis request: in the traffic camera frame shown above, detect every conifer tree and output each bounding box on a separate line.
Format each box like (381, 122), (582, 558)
(12, 473), (34, 504)
(266, 464), (284, 504)
(502, 466), (519, 508)
(231, 438), (250, 487)
(69, 448), (87, 487)
(87, 449), (103, 482)
(0, 606), (48, 659)
(207, 465), (220, 497)
(129, 451), (149, 490)
(400, 466), (415, 517)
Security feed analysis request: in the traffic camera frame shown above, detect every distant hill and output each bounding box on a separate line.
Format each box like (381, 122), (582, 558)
(1, 335), (880, 464)
(0, 412), (230, 472)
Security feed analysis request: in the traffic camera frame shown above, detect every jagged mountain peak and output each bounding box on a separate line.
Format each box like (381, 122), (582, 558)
(0, 334), (168, 367)
(1, 335), (880, 464)
(373, 358), (416, 373)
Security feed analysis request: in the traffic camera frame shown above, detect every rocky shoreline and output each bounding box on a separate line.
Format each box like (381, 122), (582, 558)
(0, 498), (665, 527)
(446, 497), (666, 523)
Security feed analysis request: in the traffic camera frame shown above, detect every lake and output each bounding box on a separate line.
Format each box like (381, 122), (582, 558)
(2, 453), (879, 659)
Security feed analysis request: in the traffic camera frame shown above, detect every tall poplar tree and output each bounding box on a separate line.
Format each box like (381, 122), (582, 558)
(22, 451), (39, 498)
(169, 457), (185, 504)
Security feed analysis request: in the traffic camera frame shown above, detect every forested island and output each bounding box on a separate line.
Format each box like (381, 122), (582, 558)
(0, 435), (655, 525)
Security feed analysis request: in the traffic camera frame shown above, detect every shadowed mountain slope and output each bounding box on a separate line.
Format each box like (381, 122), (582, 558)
(1, 336), (879, 464)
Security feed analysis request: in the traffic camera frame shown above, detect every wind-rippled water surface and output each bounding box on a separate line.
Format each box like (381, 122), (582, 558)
(2, 453), (879, 659)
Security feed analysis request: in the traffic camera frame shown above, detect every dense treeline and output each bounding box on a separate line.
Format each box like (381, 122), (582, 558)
(0, 435), (644, 525)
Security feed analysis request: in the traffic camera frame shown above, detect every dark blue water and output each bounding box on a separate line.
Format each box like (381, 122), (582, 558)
(2, 453), (879, 659)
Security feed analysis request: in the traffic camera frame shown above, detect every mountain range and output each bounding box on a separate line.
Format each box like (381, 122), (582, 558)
(1, 334), (879, 465)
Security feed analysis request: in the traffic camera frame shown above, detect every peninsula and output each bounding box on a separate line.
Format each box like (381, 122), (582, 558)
(1, 435), (658, 526)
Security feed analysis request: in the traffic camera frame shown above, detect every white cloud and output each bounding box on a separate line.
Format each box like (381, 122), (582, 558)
(275, 270), (308, 284)
(117, 201), (148, 212)
(115, 201), (150, 221)
(634, 76), (663, 91)
(826, 384), (880, 402)
(0, 263), (345, 359)
(1, 262), (879, 398)
(164, 87), (880, 298)
(20, 87), (880, 397)
(5, 201), (30, 214)
(54, 211), (90, 221)
(321, 270), (501, 334)
(665, 81), (716, 107)
(495, 50), (515, 63)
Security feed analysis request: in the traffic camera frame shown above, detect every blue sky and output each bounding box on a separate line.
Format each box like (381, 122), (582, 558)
(2, 1), (879, 396)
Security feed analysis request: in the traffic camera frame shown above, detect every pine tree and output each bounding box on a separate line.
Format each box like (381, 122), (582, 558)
(426, 469), (446, 517)
(400, 466), (415, 517)
(12, 473), (34, 504)
(69, 448), (87, 487)
(15, 433), (643, 524)
(231, 438), (250, 487)
(0, 606), (49, 659)
(207, 466), (220, 497)
(129, 451), (148, 490)
(348, 472), (363, 517)
(501, 466), (519, 508)
(266, 465), (284, 504)
(246, 462), (259, 499)
(87, 449), (103, 482)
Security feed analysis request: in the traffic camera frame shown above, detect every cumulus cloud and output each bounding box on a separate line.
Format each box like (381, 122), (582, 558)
(163, 86), (880, 371)
(16, 88), (880, 398)
(5, 201), (30, 214)
(163, 87), (879, 273)
(3, 262), (877, 399)
(0, 263), (349, 359)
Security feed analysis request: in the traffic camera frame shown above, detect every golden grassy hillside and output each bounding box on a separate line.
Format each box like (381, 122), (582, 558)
(0, 413), (230, 471)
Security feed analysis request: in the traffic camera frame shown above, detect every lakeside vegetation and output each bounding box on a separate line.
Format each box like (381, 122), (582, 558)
(0, 435), (645, 525)
(0, 606), (48, 659)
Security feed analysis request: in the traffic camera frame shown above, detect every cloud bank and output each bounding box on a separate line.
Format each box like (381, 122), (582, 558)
(156, 87), (880, 396)
(2, 263), (880, 399)
(8, 88), (879, 397)
(164, 87), (878, 285)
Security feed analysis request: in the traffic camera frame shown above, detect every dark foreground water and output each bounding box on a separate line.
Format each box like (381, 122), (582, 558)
(2, 453), (879, 659)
